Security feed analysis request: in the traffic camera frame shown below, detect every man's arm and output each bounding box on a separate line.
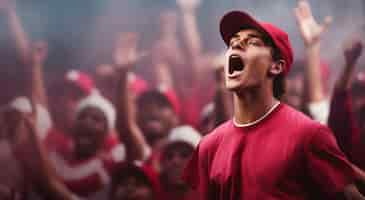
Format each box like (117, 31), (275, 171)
(337, 37), (363, 90)
(0, 0), (30, 64)
(113, 34), (151, 161)
(15, 112), (74, 200)
(29, 40), (49, 108)
(294, 0), (331, 102)
(1, 0), (49, 108)
(177, 0), (203, 83)
(294, 0), (332, 123)
(328, 38), (363, 160)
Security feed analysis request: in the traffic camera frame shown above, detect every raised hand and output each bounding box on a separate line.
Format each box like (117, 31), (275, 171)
(294, 0), (332, 47)
(113, 32), (138, 67)
(113, 32), (148, 68)
(343, 37), (363, 67)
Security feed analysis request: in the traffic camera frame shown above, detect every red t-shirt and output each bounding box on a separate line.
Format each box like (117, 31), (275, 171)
(44, 129), (125, 197)
(183, 103), (354, 200)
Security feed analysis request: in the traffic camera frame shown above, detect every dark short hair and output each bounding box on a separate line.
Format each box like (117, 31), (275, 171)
(266, 35), (286, 99)
(136, 90), (173, 109)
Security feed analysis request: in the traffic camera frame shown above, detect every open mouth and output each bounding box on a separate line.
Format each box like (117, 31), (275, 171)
(228, 55), (244, 74)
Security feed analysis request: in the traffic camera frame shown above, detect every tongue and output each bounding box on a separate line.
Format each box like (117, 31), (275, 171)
(229, 56), (244, 74)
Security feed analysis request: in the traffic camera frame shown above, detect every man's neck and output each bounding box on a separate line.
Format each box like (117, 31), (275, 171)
(233, 87), (279, 125)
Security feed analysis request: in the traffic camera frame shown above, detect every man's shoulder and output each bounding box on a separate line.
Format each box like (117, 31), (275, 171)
(198, 120), (233, 151)
(280, 104), (323, 128)
(279, 104), (330, 138)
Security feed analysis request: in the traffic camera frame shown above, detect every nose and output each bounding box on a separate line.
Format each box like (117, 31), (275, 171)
(170, 153), (184, 167)
(230, 38), (245, 50)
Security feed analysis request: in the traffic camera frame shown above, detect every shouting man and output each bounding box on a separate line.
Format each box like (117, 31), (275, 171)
(183, 2), (365, 200)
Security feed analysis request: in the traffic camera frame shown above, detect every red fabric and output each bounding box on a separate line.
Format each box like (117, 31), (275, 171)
(140, 164), (162, 198)
(328, 87), (364, 169)
(44, 129), (124, 197)
(65, 70), (95, 95)
(220, 11), (293, 74)
(183, 104), (354, 200)
(128, 75), (149, 97)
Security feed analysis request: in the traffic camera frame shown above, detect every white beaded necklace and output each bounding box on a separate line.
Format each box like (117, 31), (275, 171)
(233, 101), (281, 128)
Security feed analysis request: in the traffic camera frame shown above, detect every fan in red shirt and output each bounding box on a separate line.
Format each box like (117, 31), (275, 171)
(182, 1), (362, 199)
(45, 91), (125, 197)
(160, 126), (201, 200)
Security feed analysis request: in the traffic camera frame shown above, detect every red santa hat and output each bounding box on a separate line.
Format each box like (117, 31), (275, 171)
(166, 125), (202, 148)
(75, 91), (116, 130)
(65, 70), (95, 95)
(127, 72), (149, 97)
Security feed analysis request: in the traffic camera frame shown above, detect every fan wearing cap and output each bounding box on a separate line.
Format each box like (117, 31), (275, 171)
(160, 126), (201, 200)
(182, 4), (363, 200)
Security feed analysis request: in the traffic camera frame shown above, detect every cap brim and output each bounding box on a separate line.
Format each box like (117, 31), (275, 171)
(220, 11), (267, 46)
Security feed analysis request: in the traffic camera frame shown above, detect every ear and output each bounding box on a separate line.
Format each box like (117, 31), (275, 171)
(268, 59), (285, 76)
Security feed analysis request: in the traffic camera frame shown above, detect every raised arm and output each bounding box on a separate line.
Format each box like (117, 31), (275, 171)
(294, 0), (331, 104)
(1, 0), (49, 108)
(0, 0), (30, 64)
(177, 0), (203, 83)
(29, 40), (49, 107)
(336, 38), (363, 90)
(328, 37), (363, 159)
(329, 38), (364, 199)
(113, 33), (151, 162)
(11, 109), (75, 200)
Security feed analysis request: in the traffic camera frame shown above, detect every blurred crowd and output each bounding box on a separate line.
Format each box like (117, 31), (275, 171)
(0, 0), (364, 199)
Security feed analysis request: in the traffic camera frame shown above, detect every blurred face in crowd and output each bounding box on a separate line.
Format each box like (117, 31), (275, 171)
(111, 172), (154, 200)
(225, 29), (278, 92)
(72, 106), (108, 159)
(161, 142), (194, 187)
(138, 103), (178, 145)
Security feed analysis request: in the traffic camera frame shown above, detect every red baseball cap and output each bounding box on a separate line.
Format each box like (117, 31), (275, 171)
(220, 11), (294, 75)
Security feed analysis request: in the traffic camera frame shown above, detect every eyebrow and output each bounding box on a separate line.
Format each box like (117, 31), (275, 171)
(246, 33), (264, 40)
(231, 32), (264, 41)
